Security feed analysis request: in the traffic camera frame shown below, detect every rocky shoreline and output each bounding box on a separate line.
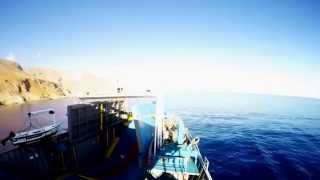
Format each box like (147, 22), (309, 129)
(0, 58), (114, 106)
(0, 59), (69, 105)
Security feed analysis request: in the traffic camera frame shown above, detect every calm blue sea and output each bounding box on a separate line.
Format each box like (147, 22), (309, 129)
(166, 93), (320, 180)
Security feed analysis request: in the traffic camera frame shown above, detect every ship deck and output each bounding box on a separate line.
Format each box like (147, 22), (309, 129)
(153, 156), (199, 175)
(150, 143), (201, 175)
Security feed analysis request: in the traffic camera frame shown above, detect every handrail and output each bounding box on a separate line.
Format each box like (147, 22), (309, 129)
(186, 132), (213, 180)
(156, 116), (213, 180)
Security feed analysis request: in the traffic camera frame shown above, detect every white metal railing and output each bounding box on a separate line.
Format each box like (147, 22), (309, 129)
(155, 114), (213, 180)
(154, 98), (164, 156)
(185, 131), (213, 180)
(26, 109), (56, 129)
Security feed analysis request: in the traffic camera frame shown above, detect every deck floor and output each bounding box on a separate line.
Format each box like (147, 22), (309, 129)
(151, 144), (200, 175)
(153, 156), (199, 175)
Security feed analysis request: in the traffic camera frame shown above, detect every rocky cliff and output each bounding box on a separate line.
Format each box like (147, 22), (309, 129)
(0, 59), (66, 105)
(27, 68), (115, 97)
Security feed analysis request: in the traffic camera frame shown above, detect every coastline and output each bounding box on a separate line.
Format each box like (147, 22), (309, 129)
(0, 96), (76, 107)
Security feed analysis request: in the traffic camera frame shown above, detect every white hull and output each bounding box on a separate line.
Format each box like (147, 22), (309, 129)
(12, 124), (59, 145)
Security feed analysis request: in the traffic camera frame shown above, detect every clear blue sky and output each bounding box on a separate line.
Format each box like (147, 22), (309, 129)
(0, 0), (319, 97)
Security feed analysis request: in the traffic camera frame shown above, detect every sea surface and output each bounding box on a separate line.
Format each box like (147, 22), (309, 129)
(1, 93), (320, 180)
(166, 93), (320, 180)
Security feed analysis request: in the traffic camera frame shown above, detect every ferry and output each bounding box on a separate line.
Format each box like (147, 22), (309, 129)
(0, 95), (213, 179)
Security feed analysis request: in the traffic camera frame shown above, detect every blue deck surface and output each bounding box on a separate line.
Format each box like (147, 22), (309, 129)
(151, 141), (201, 174)
(153, 154), (199, 175)
(149, 114), (204, 176)
(159, 144), (200, 158)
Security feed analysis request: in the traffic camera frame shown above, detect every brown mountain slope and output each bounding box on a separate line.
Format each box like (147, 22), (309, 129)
(0, 59), (66, 105)
(27, 67), (74, 95)
(27, 68), (115, 97)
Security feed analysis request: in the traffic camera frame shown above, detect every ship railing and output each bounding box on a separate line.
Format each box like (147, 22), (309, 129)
(186, 131), (213, 180)
(155, 114), (213, 179)
(154, 99), (164, 156)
